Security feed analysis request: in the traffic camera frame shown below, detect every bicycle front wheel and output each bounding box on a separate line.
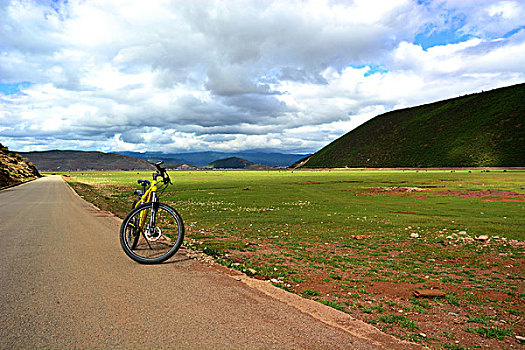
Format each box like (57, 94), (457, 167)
(120, 202), (184, 264)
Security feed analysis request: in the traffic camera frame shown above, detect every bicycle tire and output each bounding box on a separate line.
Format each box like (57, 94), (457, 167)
(120, 202), (184, 264)
(125, 198), (142, 248)
(125, 214), (140, 250)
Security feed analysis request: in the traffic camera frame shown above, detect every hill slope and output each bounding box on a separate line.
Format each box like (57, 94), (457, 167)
(301, 83), (525, 168)
(204, 157), (275, 170)
(19, 150), (155, 171)
(0, 143), (41, 188)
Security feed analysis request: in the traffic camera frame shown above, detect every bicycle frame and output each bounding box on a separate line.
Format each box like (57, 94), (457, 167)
(134, 177), (159, 209)
(136, 176), (160, 234)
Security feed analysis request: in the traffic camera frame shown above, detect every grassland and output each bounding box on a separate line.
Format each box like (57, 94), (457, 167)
(63, 169), (524, 349)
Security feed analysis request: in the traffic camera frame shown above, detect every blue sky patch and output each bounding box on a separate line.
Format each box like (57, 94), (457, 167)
(364, 66), (388, 77)
(0, 82), (32, 95)
(414, 10), (473, 50)
(348, 65), (389, 77)
(503, 25), (525, 39)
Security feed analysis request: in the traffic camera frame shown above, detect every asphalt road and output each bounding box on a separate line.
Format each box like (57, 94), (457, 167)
(0, 176), (420, 349)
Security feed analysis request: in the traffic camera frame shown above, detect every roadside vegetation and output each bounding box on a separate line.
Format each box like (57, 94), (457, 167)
(0, 143), (40, 188)
(64, 169), (524, 349)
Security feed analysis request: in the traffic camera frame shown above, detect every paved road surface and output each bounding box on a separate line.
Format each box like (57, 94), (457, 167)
(0, 176), (420, 349)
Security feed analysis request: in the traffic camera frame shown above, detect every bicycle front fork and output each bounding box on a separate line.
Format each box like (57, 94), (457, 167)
(148, 193), (159, 234)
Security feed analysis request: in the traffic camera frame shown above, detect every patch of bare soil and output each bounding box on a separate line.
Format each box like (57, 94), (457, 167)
(283, 182), (324, 185)
(433, 189), (525, 198)
(359, 187), (432, 196)
(116, 186), (138, 191)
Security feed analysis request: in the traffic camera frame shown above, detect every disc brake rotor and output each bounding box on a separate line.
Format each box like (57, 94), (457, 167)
(144, 225), (162, 241)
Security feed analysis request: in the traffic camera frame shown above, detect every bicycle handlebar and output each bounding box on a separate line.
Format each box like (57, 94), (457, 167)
(153, 161), (171, 184)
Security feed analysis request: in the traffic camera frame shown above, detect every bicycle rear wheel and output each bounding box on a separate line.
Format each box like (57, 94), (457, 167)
(120, 202), (184, 264)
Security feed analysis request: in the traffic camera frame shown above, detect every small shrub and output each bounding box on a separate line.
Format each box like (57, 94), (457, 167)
(466, 315), (490, 325)
(216, 258), (233, 268)
(301, 289), (320, 297)
(445, 293), (460, 306)
(372, 304), (385, 313)
(202, 246), (221, 258)
(362, 307), (373, 314)
(329, 272), (342, 280)
(410, 298), (432, 309)
(412, 305), (429, 314)
(443, 344), (468, 350)
(507, 308), (524, 316)
(275, 284), (293, 292)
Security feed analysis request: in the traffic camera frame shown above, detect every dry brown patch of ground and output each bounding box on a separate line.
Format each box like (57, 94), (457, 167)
(433, 189), (525, 198)
(359, 187), (432, 196)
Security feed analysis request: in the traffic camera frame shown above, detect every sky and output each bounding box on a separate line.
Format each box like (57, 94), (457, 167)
(1, 0), (524, 154)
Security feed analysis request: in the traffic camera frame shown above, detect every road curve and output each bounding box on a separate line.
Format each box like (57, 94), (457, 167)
(0, 176), (419, 349)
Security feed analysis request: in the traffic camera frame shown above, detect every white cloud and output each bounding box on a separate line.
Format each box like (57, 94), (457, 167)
(1, 0), (524, 154)
(486, 1), (522, 20)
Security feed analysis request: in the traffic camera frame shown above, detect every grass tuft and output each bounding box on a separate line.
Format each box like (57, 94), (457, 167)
(301, 289), (320, 297)
(377, 314), (418, 330)
(466, 326), (512, 339)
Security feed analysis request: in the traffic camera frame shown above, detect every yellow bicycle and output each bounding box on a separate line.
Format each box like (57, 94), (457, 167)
(119, 161), (184, 264)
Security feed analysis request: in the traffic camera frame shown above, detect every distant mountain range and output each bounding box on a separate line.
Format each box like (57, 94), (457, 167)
(116, 151), (309, 168)
(203, 157), (276, 170)
(15, 149), (307, 171)
(18, 150), (154, 171)
(299, 83), (525, 168)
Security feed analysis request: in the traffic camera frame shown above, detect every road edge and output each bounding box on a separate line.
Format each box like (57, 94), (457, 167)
(0, 176), (40, 191)
(219, 269), (423, 349)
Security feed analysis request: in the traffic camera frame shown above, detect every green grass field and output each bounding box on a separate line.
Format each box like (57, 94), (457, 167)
(64, 169), (524, 349)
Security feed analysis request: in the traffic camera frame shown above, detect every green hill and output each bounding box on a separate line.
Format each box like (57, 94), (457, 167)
(204, 157), (275, 170)
(18, 150), (155, 171)
(300, 83), (525, 168)
(0, 143), (41, 188)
